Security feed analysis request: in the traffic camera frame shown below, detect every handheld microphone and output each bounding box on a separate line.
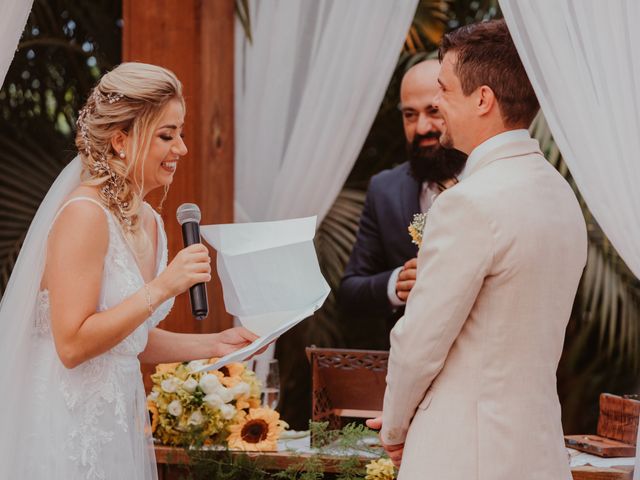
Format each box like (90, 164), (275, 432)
(176, 203), (209, 320)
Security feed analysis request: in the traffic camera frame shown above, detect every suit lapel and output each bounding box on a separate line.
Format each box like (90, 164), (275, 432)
(400, 167), (421, 226)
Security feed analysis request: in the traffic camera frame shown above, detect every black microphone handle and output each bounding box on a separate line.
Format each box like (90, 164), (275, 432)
(181, 221), (209, 320)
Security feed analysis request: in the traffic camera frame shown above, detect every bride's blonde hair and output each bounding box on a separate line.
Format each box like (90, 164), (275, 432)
(75, 62), (184, 233)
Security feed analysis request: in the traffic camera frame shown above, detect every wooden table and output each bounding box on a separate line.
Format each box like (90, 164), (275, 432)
(155, 446), (634, 479)
(154, 445), (367, 477)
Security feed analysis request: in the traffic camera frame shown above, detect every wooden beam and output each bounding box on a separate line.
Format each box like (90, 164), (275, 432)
(122, 0), (234, 340)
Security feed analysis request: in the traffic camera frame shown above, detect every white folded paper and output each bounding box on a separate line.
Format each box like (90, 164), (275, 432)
(195, 216), (330, 373)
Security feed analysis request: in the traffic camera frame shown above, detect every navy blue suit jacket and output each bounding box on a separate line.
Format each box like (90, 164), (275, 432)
(338, 162), (421, 341)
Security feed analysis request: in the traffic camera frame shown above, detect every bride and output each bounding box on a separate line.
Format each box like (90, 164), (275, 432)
(0, 62), (259, 479)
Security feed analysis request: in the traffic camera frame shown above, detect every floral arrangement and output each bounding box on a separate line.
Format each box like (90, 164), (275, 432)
(408, 212), (427, 247)
(181, 421), (395, 479)
(148, 359), (287, 450)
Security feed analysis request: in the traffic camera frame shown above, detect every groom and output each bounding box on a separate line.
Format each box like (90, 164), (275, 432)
(367, 19), (587, 479)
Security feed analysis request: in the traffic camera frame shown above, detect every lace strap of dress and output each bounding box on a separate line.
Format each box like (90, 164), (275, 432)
(52, 196), (112, 227)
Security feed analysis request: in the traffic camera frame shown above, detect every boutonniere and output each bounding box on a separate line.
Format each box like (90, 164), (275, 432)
(408, 213), (427, 247)
(408, 177), (459, 247)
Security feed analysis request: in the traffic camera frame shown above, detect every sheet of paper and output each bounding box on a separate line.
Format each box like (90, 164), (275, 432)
(195, 216), (330, 373)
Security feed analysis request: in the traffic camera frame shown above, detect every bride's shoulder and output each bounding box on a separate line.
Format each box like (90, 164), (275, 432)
(51, 186), (110, 239)
(66, 185), (102, 203)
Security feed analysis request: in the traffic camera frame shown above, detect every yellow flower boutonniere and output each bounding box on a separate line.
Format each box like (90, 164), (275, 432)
(408, 213), (427, 247)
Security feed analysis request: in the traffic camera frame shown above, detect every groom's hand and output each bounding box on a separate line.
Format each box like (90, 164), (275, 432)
(395, 257), (417, 302)
(366, 416), (404, 467)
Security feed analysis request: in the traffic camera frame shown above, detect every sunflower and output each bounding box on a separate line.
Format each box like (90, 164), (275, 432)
(227, 408), (287, 451)
(224, 362), (246, 377)
(147, 400), (159, 434)
(217, 362), (246, 387)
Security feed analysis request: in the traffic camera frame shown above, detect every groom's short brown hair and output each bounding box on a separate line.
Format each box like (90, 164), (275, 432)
(439, 19), (539, 128)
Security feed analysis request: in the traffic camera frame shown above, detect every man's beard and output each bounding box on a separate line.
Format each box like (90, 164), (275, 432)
(408, 132), (467, 183)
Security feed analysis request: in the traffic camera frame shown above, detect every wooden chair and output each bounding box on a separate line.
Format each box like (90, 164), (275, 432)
(305, 347), (388, 431)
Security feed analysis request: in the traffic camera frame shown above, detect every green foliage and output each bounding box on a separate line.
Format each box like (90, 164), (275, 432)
(0, 0), (121, 297)
(183, 422), (383, 479)
(273, 456), (324, 480)
(2, 0), (121, 133)
(187, 449), (270, 480)
(405, 0), (501, 55)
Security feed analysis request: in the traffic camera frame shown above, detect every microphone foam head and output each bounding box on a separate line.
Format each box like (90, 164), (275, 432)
(176, 203), (201, 225)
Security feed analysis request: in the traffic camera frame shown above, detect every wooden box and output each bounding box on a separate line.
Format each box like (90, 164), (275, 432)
(565, 393), (640, 457)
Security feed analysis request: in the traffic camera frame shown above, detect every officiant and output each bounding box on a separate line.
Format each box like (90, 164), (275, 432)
(338, 59), (467, 348)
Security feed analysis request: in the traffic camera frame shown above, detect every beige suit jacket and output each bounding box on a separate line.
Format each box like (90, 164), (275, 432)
(380, 138), (587, 480)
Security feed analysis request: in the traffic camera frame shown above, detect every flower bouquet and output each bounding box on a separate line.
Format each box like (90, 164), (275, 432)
(148, 359), (287, 450)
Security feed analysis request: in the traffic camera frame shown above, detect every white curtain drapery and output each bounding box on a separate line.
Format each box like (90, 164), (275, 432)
(0, 0), (33, 87)
(235, 0), (418, 224)
(234, 0), (418, 381)
(499, 1), (640, 476)
(500, 0), (640, 280)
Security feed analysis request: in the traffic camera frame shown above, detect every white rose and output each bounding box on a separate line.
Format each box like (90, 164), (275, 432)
(199, 374), (222, 395)
(187, 360), (206, 372)
(188, 410), (205, 426)
(167, 400), (183, 417)
(217, 386), (234, 403)
(219, 403), (236, 420)
(147, 391), (159, 401)
(161, 377), (181, 393)
(204, 393), (224, 409)
(182, 377), (198, 393)
(230, 381), (250, 398)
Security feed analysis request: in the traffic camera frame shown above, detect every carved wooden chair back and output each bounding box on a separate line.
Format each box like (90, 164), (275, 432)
(305, 347), (388, 431)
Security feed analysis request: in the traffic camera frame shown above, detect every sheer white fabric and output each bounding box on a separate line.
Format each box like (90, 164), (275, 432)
(0, 158), (173, 479)
(235, 0), (417, 380)
(500, 0), (640, 280)
(234, 0), (418, 223)
(499, 2), (640, 476)
(0, 0), (33, 86)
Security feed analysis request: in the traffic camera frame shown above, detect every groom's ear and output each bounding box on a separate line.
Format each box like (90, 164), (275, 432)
(110, 130), (128, 156)
(476, 85), (496, 118)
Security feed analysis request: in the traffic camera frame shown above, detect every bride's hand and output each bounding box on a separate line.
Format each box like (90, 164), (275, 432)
(152, 243), (211, 300)
(212, 327), (260, 357)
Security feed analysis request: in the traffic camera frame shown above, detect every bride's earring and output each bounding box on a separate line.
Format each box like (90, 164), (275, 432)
(119, 150), (126, 159)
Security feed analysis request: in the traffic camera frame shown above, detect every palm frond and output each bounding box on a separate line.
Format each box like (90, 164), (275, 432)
(0, 130), (71, 296)
(0, 0), (121, 297)
(404, 0), (450, 54)
(308, 188), (367, 348)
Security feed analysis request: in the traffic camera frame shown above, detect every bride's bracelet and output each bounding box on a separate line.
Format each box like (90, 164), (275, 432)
(143, 284), (155, 315)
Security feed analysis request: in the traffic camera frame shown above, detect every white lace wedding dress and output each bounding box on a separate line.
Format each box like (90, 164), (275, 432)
(24, 197), (174, 480)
